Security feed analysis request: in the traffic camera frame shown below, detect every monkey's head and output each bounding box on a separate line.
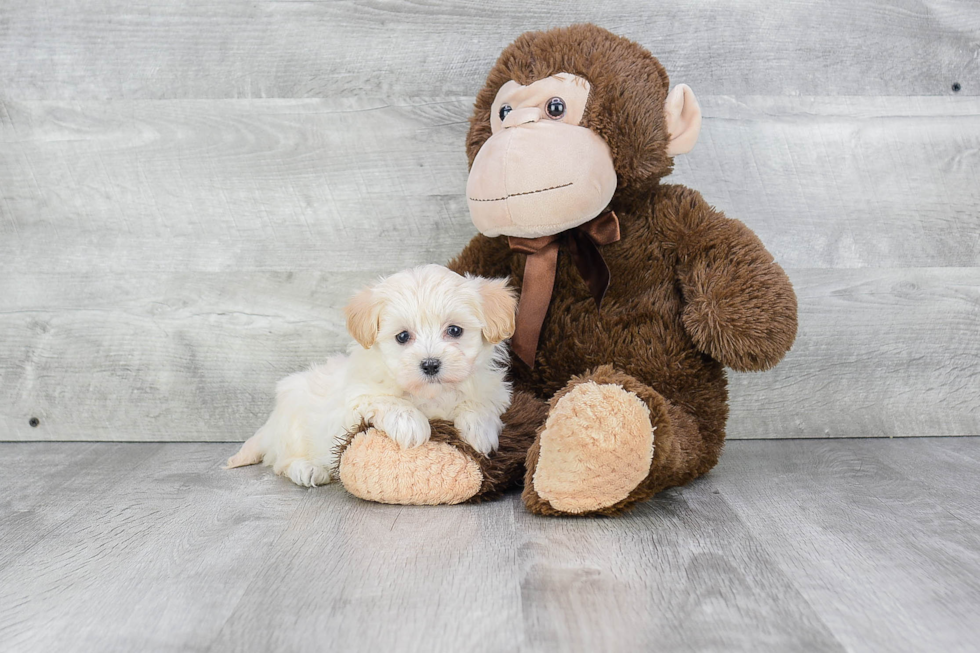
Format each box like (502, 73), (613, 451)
(466, 24), (702, 238)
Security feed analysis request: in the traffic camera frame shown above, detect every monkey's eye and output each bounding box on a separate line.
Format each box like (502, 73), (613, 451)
(446, 325), (463, 338)
(395, 331), (411, 344)
(546, 97), (565, 119)
(498, 105), (512, 121)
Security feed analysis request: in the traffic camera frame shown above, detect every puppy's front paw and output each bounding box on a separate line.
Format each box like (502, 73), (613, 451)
(285, 460), (331, 488)
(376, 406), (431, 449)
(454, 412), (502, 455)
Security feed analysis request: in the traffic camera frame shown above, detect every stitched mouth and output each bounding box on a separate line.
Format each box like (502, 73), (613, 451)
(469, 182), (573, 203)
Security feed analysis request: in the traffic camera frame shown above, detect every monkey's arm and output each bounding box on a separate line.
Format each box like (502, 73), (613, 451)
(447, 233), (514, 279)
(673, 192), (798, 372)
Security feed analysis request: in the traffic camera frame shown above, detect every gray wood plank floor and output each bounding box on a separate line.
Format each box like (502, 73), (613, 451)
(2, 439), (978, 652)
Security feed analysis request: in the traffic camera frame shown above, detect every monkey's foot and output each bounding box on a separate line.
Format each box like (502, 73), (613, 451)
(524, 380), (657, 515)
(337, 393), (547, 506)
(339, 428), (483, 505)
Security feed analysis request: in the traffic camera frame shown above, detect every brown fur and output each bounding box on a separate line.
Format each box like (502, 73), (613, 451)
(336, 392), (547, 504)
(467, 391), (549, 503)
(452, 25), (797, 515)
(338, 24), (797, 515)
(467, 24), (674, 199)
(522, 366), (707, 516)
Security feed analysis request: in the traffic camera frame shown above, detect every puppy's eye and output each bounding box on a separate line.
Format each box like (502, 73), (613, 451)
(446, 325), (463, 338)
(395, 331), (411, 344)
(498, 104), (512, 121)
(546, 97), (565, 119)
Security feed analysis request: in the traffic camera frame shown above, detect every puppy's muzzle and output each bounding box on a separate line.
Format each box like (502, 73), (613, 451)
(420, 358), (441, 377)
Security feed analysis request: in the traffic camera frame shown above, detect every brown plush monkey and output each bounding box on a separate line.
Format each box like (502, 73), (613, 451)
(337, 24), (797, 516)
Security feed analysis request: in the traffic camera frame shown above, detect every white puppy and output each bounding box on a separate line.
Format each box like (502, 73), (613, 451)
(226, 264), (516, 487)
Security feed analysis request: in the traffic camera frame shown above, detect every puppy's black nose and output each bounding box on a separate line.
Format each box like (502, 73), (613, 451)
(420, 358), (441, 376)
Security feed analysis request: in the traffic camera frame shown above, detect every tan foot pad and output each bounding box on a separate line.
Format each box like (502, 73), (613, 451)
(338, 428), (483, 505)
(533, 382), (654, 514)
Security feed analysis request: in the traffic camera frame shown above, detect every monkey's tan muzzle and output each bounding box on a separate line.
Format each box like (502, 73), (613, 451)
(466, 120), (618, 239)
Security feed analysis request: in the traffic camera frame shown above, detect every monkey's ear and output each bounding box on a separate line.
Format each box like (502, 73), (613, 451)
(664, 84), (702, 156)
(345, 286), (383, 349)
(475, 277), (517, 344)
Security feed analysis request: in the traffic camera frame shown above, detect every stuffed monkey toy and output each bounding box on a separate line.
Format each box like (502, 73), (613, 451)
(336, 24), (798, 516)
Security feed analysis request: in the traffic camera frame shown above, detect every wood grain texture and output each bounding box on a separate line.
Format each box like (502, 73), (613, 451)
(0, 443), (155, 571)
(938, 436), (980, 464)
(728, 266), (980, 439)
(2, 99), (979, 442)
(671, 96), (980, 269)
(0, 98), (475, 275)
(2, 96), (978, 275)
(1, 0), (977, 100)
(714, 439), (980, 653)
(513, 486), (841, 652)
(211, 484), (526, 652)
(2, 439), (979, 652)
(0, 270), (363, 441)
(2, 267), (978, 441)
(0, 444), (303, 652)
(1, 65), (978, 443)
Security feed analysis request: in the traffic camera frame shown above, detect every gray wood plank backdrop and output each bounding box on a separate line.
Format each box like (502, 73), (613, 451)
(1, 1), (978, 441)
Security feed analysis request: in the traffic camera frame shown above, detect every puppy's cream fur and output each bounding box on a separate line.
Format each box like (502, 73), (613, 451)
(226, 265), (516, 487)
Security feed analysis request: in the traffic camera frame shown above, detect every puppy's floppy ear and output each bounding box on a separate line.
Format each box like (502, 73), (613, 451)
(345, 285), (383, 349)
(475, 277), (518, 344)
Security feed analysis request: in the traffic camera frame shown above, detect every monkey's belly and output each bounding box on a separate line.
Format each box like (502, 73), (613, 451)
(512, 294), (727, 422)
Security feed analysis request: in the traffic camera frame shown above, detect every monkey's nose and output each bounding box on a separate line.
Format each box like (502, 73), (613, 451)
(420, 358), (442, 376)
(502, 107), (542, 129)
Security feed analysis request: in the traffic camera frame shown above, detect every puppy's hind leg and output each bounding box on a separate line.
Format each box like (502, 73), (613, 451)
(225, 433), (265, 469)
(226, 377), (297, 470)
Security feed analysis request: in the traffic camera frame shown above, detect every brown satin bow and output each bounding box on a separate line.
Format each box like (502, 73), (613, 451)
(507, 210), (620, 367)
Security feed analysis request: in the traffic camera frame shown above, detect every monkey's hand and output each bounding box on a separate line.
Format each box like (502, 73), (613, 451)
(676, 201), (798, 372)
